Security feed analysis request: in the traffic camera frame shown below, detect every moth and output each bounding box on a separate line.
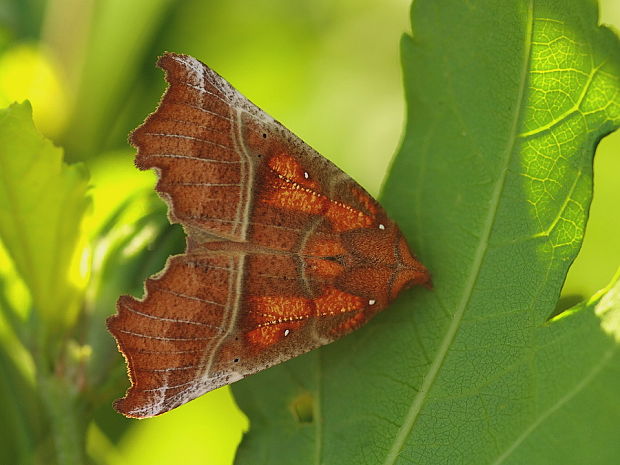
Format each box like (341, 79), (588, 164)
(107, 52), (430, 418)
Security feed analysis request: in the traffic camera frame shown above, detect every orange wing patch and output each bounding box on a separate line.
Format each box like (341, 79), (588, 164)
(246, 287), (366, 349)
(246, 322), (304, 348)
(268, 153), (320, 189)
(314, 287), (364, 316)
(324, 200), (373, 232)
(262, 153), (373, 232)
(263, 179), (325, 215)
(248, 295), (314, 324)
(247, 295), (312, 349)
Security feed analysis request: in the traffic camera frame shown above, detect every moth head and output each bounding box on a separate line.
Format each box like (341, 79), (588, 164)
(390, 233), (431, 299)
(339, 221), (430, 303)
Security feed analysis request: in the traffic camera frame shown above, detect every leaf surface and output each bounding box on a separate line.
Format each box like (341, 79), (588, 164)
(0, 102), (89, 330)
(232, 1), (620, 463)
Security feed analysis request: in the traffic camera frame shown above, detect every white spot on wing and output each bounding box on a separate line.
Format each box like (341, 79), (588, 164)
(379, 224), (385, 230)
(369, 299), (376, 305)
(284, 329), (290, 336)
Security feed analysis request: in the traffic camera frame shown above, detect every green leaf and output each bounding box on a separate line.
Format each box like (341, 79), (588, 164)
(0, 101), (89, 332)
(232, 1), (620, 464)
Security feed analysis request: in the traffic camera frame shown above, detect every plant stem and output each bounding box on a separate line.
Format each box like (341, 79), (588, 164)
(38, 367), (87, 465)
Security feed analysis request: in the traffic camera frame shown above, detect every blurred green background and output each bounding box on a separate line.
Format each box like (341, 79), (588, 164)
(0, 0), (618, 463)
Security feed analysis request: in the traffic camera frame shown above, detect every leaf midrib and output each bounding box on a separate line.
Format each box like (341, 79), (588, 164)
(380, 3), (535, 463)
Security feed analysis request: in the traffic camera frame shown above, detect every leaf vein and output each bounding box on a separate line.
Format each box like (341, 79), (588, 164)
(381, 3), (535, 463)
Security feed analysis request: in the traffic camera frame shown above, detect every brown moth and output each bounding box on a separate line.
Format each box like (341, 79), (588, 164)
(107, 52), (430, 418)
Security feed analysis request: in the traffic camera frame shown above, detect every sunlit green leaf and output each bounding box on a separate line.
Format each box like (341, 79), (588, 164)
(233, 1), (620, 464)
(0, 101), (89, 333)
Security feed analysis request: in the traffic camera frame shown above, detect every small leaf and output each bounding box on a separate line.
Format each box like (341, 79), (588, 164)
(233, 1), (620, 464)
(0, 101), (89, 332)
